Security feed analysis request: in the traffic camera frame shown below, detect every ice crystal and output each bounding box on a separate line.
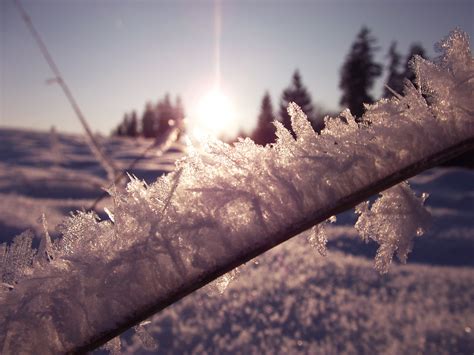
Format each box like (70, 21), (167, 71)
(308, 216), (337, 256)
(57, 211), (114, 258)
(355, 182), (431, 273)
(101, 336), (121, 355)
(37, 213), (54, 266)
(206, 268), (241, 295)
(133, 322), (158, 351)
(0, 230), (36, 287)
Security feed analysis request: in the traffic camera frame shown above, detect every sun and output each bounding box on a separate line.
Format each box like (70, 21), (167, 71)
(193, 89), (237, 139)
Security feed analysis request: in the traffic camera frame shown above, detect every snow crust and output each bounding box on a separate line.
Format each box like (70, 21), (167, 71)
(0, 30), (473, 353)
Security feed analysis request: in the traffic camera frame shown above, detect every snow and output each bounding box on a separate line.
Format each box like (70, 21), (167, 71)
(0, 30), (472, 353)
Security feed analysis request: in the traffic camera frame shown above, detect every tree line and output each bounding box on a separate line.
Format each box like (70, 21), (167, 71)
(113, 26), (427, 145)
(112, 94), (184, 139)
(251, 26), (427, 145)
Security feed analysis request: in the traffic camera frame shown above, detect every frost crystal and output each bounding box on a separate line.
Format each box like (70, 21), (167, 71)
(101, 336), (121, 355)
(133, 322), (158, 351)
(355, 182), (431, 273)
(0, 230), (36, 287)
(37, 213), (54, 265)
(0, 30), (472, 353)
(307, 216), (337, 256)
(207, 268), (241, 295)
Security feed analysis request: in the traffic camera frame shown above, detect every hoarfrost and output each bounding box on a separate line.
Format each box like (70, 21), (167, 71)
(0, 30), (472, 353)
(0, 230), (35, 288)
(206, 268), (241, 295)
(101, 336), (121, 355)
(307, 216), (337, 257)
(355, 182), (431, 273)
(37, 213), (54, 265)
(133, 322), (158, 351)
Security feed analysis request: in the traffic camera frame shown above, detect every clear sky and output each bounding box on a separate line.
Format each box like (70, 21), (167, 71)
(1, 0), (472, 137)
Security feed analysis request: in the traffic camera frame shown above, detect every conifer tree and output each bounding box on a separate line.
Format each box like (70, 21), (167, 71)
(252, 92), (276, 145)
(116, 113), (129, 137)
(339, 27), (382, 118)
(383, 42), (404, 97)
(279, 70), (314, 135)
(156, 94), (175, 138)
(127, 111), (138, 137)
(142, 102), (157, 138)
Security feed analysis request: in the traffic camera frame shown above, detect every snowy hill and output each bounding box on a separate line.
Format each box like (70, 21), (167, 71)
(0, 127), (473, 354)
(0, 128), (185, 243)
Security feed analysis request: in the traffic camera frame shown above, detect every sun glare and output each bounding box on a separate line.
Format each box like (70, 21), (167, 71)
(194, 89), (236, 139)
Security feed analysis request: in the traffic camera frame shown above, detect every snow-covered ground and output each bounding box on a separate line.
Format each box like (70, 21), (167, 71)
(1, 128), (472, 354)
(0, 128), (184, 242)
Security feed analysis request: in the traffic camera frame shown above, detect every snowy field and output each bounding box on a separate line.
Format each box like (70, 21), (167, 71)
(1, 128), (473, 354)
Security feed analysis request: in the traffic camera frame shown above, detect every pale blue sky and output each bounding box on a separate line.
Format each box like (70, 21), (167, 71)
(1, 0), (472, 136)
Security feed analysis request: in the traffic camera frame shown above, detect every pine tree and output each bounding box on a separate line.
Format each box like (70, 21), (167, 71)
(142, 102), (157, 138)
(127, 111), (138, 137)
(404, 43), (427, 86)
(383, 42), (404, 98)
(141, 95), (186, 139)
(339, 27), (382, 118)
(115, 113), (129, 137)
(252, 92), (276, 145)
(156, 94), (175, 138)
(279, 70), (314, 135)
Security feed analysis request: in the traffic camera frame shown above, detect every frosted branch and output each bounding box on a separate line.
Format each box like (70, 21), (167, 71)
(0, 30), (472, 354)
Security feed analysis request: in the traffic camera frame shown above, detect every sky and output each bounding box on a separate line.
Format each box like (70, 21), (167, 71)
(1, 0), (473, 138)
